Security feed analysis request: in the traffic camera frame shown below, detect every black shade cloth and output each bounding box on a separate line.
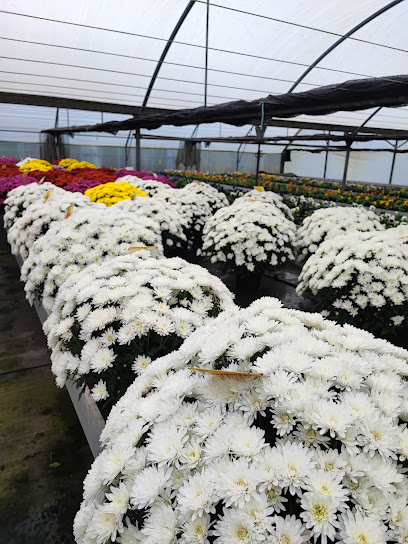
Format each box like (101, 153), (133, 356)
(45, 75), (408, 136)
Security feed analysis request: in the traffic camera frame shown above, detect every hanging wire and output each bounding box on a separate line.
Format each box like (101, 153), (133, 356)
(3, 8), (407, 55)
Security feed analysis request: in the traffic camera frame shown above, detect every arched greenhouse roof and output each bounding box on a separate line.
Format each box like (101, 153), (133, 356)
(1, 0), (408, 134)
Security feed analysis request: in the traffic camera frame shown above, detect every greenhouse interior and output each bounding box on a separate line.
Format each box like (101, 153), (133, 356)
(1, 1), (408, 543)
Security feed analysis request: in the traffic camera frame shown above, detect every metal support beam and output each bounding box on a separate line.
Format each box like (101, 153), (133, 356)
(288, 0), (404, 93)
(204, 0), (210, 107)
(255, 143), (262, 182)
(323, 131), (330, 178)
(255, 126), (266, 182)
(135, 129), (141, 170)
(342, 140), (352, 190)
(389, 140), (398, 185)
(236, 126), (253, 171)
(1, 91), (173, 115)
(142, 1), (196, 109)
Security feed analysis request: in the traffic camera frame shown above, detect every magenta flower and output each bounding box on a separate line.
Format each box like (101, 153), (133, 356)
(0, 175), (37, 205)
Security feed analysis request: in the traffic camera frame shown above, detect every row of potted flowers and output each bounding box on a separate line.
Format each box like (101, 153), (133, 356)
(164, 171), (408, 212)
(3, 174), (408, 543)
(4, 169), (408, 344)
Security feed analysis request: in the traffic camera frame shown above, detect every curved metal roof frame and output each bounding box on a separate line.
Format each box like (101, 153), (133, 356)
(288, 0), (405, 93)
(142, 0), (196, 110)
(287, 0), (405, 136)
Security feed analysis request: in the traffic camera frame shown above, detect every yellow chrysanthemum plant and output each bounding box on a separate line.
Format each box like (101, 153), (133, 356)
(58, 158), (80, 169)
(66, 160), (97, 171)
(84, 181), (147, 206)
(19, 159), (53, 172)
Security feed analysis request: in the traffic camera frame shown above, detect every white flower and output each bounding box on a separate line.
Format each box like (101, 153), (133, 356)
(180, 439), (202, 468)
(146, 424), (188, 466)
(216, 459), (261, 508)
(87, 505), (123, 544)
(132, 354), (152, 374)
(130, 465), (173, 509)
(391, 315), (405, 326)
(269, 515), (309, 544)
(101, 442), (136, 485)
(104, 481), (130, 519)
(90, 347), (117, 373)
(278, 441), (316, 495)
(229, 427), (265, 458)
(213, 507), (265, 544)
(300, 492), (340, 542)
(309, 399), (355, 439)
(338, 509), (389, 544)
(91, 380), (109, 401)
(116, 518), (141, 544)
(304, 470), (348, 509)
(180, 513), (212, 544)
(177, 471), (217, 519)
(360, 415), (400, 459)
(141, 503), (178, 544)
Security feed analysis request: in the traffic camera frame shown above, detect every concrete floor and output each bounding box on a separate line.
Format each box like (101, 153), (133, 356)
(0, 222), (93, 544)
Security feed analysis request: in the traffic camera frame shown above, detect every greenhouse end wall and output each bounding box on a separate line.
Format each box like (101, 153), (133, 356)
(0, 142), (281, 174)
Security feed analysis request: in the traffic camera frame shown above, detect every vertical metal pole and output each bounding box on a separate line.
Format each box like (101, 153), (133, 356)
(204, 0), (210, 107)
(101, 112), (104, 123)
(135, 129), (141, 171)
(323, 131), (330, 178)
(341, 140), (351, 191)
(279, 152), (285, 174)
(55, 108), (59, 128)
(255, 143), (261, 183)
(389, 140), (398, 185)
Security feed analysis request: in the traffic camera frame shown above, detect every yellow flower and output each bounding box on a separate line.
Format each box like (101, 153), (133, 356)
(66, 161), (97, 171)
(20, 159), (53, 172)
(59, 158), (80, 168)
(84, 182), (147, 206)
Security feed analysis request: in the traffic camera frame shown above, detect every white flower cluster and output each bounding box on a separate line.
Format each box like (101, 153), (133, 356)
(235, 189), (294, 220)
(199, 200), (296, 273)
(44, 253), (235, 404)
(116, 176), (173, 196)
(75, 298), (408, 544)
(378, 211), (408, 229)
(160, 190), (214, 246)
(7, 190), (94, 259)
(115, 197), (188, 249)
(297, 229), (408, 337)
(3, 182), (67, 229)
(21, 208), (163, 312)
(296, 206), (384, 258)
(182, 182), (229, 214)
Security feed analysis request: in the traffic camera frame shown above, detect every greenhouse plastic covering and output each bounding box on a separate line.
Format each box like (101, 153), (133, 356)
(1, 0), (408, 130)
(2, 1), (408, 183)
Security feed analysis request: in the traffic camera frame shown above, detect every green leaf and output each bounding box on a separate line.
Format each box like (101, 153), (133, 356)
(49, 462), (61, 468)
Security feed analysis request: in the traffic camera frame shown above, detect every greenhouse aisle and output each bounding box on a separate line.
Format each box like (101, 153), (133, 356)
(0, 223), (93, 544)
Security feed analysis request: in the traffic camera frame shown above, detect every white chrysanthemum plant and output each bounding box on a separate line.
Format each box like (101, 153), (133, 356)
(234, 189), (294, 220)
(295, 206), (385, 259)
(44, 254), (235, 409)
(182, 181), (229, 215)
(21, 208), (163, 312)
(7, 189), (95, 259)
(114, 197), (188, 253)
(115, 176), (173, 197)
(389, 224), (408, 244)
(159, 189), (214, 250)
(74, 297), (408, 544)
(199, 199), (296, 286)
(3, 182), (66, 229)
(297, 229), (408, 340)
